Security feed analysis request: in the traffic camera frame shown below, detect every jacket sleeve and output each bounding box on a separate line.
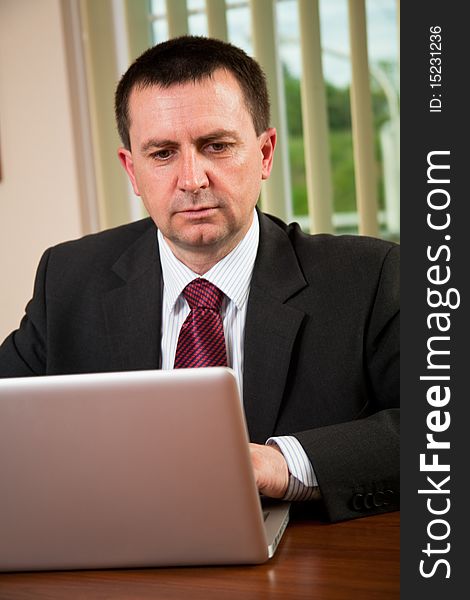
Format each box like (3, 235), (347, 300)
(0, 249), (50, 377)
(294, 245), (400, 522)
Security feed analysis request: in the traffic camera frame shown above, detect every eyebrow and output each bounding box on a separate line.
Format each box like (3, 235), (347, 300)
(140, 129), (241, 154)
(140, 138), (175, 154)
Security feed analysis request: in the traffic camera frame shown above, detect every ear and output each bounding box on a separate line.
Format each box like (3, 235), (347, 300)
(117, 147), (141, 196)
(259, 128), (277, 180)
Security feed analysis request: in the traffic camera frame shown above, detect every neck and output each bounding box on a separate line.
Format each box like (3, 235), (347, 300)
(164, 222), (254, 275)
(166, 244), (231, 275)
(161, 212), (256, 275)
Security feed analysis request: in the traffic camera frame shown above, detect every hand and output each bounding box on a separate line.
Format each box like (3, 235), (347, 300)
(249, 443), (289, 499)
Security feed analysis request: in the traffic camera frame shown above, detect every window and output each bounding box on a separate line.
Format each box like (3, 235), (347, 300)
(148, 0), (399, 240)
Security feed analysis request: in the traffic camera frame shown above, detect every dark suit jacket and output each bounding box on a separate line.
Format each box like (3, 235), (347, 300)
(0, 212), (400, 522)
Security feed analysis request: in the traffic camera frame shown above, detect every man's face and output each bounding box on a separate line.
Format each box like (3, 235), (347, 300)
(118, 69), (276, 270)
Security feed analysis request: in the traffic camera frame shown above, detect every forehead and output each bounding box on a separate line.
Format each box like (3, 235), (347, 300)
(127, 69), (255, 139)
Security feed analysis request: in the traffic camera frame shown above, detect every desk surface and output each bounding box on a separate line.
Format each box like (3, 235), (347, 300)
(0, 511), (399, 600)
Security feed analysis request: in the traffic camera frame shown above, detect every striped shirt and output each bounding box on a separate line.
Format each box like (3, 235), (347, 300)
(158, 210), (319, 501)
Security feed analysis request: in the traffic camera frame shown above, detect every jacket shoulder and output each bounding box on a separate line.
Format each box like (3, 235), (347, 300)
(263, 212), (398, 259)
(261, 212), (399, 288)
(44, 218), (157, 293)
(49, 218), (155, 257)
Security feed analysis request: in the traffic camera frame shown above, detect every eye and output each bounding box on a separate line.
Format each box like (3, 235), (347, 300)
(207, 142), (230, 153)
(150, 149), (174, 161)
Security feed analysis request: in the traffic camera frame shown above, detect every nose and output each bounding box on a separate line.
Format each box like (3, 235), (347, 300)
(177, 149), (209, 193)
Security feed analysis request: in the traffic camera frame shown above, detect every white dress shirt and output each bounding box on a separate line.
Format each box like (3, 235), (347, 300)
(158, 211), (319, 501)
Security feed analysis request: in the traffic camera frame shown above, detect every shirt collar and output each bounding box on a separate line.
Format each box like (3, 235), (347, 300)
(158, 210), (260, 313)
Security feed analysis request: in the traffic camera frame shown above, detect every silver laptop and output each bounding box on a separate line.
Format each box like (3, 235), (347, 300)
(0, 367), (290, 572)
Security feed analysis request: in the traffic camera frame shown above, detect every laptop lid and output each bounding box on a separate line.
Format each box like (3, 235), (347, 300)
(0, 367), (289, 571)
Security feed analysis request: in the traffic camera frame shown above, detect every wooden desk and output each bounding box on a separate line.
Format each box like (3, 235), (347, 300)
(0, 511), (399, 599)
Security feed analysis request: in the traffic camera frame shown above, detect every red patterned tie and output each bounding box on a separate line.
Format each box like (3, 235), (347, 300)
(174, 279), (228, 368)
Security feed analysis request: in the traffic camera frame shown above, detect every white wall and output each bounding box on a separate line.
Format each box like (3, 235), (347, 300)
(0, 0), (84, 341)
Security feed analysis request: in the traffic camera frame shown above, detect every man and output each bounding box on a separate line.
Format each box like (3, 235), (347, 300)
(0, 36), (399, 522)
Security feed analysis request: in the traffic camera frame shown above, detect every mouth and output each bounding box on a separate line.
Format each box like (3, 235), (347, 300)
(176, 206), (219, 219)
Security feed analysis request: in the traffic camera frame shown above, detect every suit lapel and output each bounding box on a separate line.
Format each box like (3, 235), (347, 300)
(102, 224), (162, 371)
(243, 213), (307, 443)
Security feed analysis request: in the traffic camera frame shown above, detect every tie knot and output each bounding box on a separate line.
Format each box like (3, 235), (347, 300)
(183, 279), (224, 311)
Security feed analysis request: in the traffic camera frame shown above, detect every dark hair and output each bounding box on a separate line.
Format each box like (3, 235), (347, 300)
(115, 35), (270, 149)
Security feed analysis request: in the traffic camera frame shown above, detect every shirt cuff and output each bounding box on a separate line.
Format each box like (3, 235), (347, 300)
(267, 436), (321, 501)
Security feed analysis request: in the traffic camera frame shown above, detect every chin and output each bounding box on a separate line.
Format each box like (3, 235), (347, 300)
(179, 224), (229, 246)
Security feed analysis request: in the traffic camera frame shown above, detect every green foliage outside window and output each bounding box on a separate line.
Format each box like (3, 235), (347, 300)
(284, 66), (389, 221)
